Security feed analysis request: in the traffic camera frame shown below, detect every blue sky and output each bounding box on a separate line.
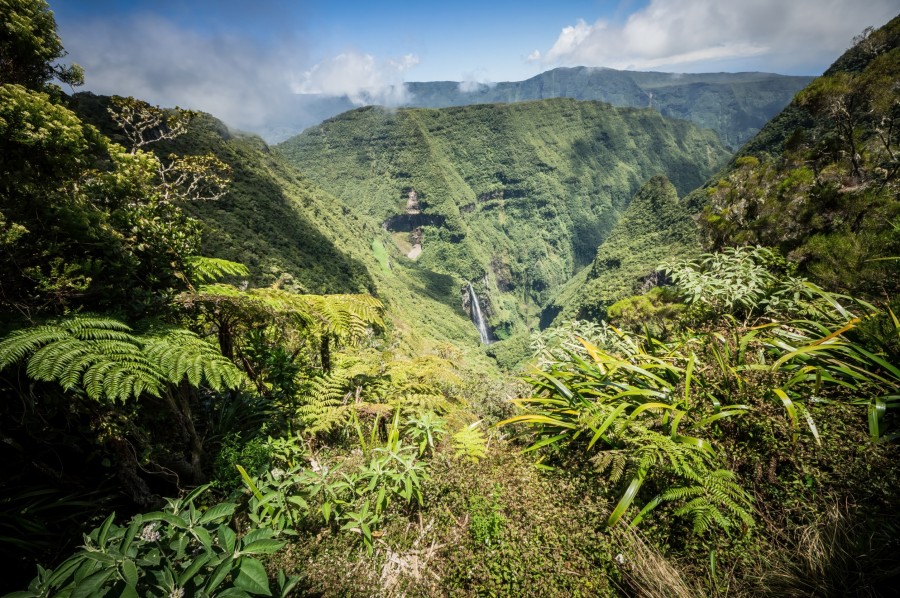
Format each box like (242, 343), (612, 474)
(52, 0), (897, 133)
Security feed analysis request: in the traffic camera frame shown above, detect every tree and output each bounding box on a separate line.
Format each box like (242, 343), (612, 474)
(0, 0), (83, 88)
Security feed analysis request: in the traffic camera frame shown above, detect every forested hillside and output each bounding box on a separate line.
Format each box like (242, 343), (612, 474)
(405, 67), (813, 149)
(2, 1), (899, 596)
(692, 18), (900, 298)
(264, 67), (812, 149)
(279, 100), (729, 338)
(542, 174), (699, 326)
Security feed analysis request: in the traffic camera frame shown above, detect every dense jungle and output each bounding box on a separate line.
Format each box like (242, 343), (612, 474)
(1, 1), (899, 596)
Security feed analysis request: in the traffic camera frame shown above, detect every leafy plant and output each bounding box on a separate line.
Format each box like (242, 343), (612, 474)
(0, 316), (245, 402)
(452, 421), (489, 463)
(404, 411), (447, 456)
(501, 330), (754, 533)
(13, 485), (297, 597)
(468, 489), (505, 547)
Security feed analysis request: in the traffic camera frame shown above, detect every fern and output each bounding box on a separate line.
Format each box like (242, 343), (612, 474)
(183, 256), (250, 284)
(452, 421), (488, 462)
(299, 371), (354, 434)
(0, 316), (245, 402)
(591, 450), (629, 484)
(144, 328), (245, 391)
(664, 469), (754, 534)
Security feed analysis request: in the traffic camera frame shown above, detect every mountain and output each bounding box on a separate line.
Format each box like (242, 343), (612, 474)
(262, 67), (812, 149)
(278, 98), (730, 338)
(687, 15), (900, 297)
(541, 174), (699, 326)
(551, 15), (900, 328)
(406, 68), (814, 149)
(71, 92), (373, 296)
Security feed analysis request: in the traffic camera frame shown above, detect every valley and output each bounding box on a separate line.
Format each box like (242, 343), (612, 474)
(1, 3), (898, 596)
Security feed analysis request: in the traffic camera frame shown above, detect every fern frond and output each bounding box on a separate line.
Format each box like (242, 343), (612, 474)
(184, 256), (250, 284)
(299, 372), (352, 434)
(0, 317), (243, 402)
(144, 328), (246, 391)
(452, 421), (488, 462)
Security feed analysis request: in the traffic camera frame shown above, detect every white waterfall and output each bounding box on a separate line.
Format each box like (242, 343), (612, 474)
(467, 282), (492, 345)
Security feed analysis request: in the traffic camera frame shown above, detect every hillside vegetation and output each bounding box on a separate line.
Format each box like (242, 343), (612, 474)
(263, 67), (812, 149)
(279, 99), (729, 337)
(692, 17), (900, 298)
(406, 67), (813, 149)
(2, 2), (899, 597)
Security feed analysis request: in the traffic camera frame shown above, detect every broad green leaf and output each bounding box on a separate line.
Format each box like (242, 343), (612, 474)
(772, 389), (800, 442)
(496, 414), (578, 428)
(120, 559), (138, 587)
(522, 433), (569, 454)
(71, 567), (116, 598)
(241, 539), (285, 555)
(200, 502), (236, 525)
(607, 472), (646, 527)
(587, 403), (630, 450)
(868, 398), (887, 442)
(234, 557), (272, 595)
(177, 552), (213, 586)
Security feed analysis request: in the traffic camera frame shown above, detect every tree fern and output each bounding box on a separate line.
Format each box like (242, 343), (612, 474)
(299, 370), (355, 434)
(183, 256), (250, 285)
(0, 316), (245, 402)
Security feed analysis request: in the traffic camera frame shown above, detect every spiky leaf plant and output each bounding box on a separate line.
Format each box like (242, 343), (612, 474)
(501, 329), (753, 533)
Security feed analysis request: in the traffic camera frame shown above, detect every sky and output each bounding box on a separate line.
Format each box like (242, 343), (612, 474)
(53, 0), (898, 135)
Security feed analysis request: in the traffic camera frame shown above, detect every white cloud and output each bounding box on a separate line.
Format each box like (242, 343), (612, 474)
(59, 15), (307, 132)
(292, 50), (418, 106)
(457, 69), (495, 93)
(527, 49), (541, 62)
(58, 15), (419, 137)
(539, 0), (898, 73)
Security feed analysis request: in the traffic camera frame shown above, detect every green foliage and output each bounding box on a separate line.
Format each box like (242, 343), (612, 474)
(0, 0), (83, 89)
(71, 92), (376, 298)
(468, 488), (505, 547)
(502, 330), (754, 534)
(606, 287), (686, 336)
(239, 416), (431, 554)
(0, 315), (245, 402)
(693, 16), (900, 298)
(552, 175), (700, 324)
(401, 67), (811, 150)
(279, 98), (729, 333)
(452, 420), (489, 463)
(662, 246), (811, 321)
(15, 485), (296, 598)
(405, 410), (447, 456)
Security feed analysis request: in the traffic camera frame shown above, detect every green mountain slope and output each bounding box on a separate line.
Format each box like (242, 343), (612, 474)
(542, 175), (699, 324)
(71, 93), (509, 354)
(265, 67), (811, 150)
(406, 67), (813, 149)
(278, 98), (730, 337)
(71, 93), (373, 295)
(689, 15), (900, 297)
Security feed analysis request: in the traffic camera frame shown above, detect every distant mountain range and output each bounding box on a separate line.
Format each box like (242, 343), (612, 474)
(261, 66), (813, 148)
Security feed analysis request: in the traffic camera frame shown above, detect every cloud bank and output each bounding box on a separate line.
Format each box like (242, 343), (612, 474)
(293, 51), (418, 106)
(59, 15), (417, 136)
(535, 0), (898, 73)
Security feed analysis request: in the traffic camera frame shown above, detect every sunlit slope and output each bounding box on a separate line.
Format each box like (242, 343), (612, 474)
(278, 98), (730, 337)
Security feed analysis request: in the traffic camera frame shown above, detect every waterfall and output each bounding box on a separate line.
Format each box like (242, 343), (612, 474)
(467, 282), (492, 345)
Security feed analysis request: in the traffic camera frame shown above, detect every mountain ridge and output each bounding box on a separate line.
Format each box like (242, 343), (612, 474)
(261, 66), (812, 149)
